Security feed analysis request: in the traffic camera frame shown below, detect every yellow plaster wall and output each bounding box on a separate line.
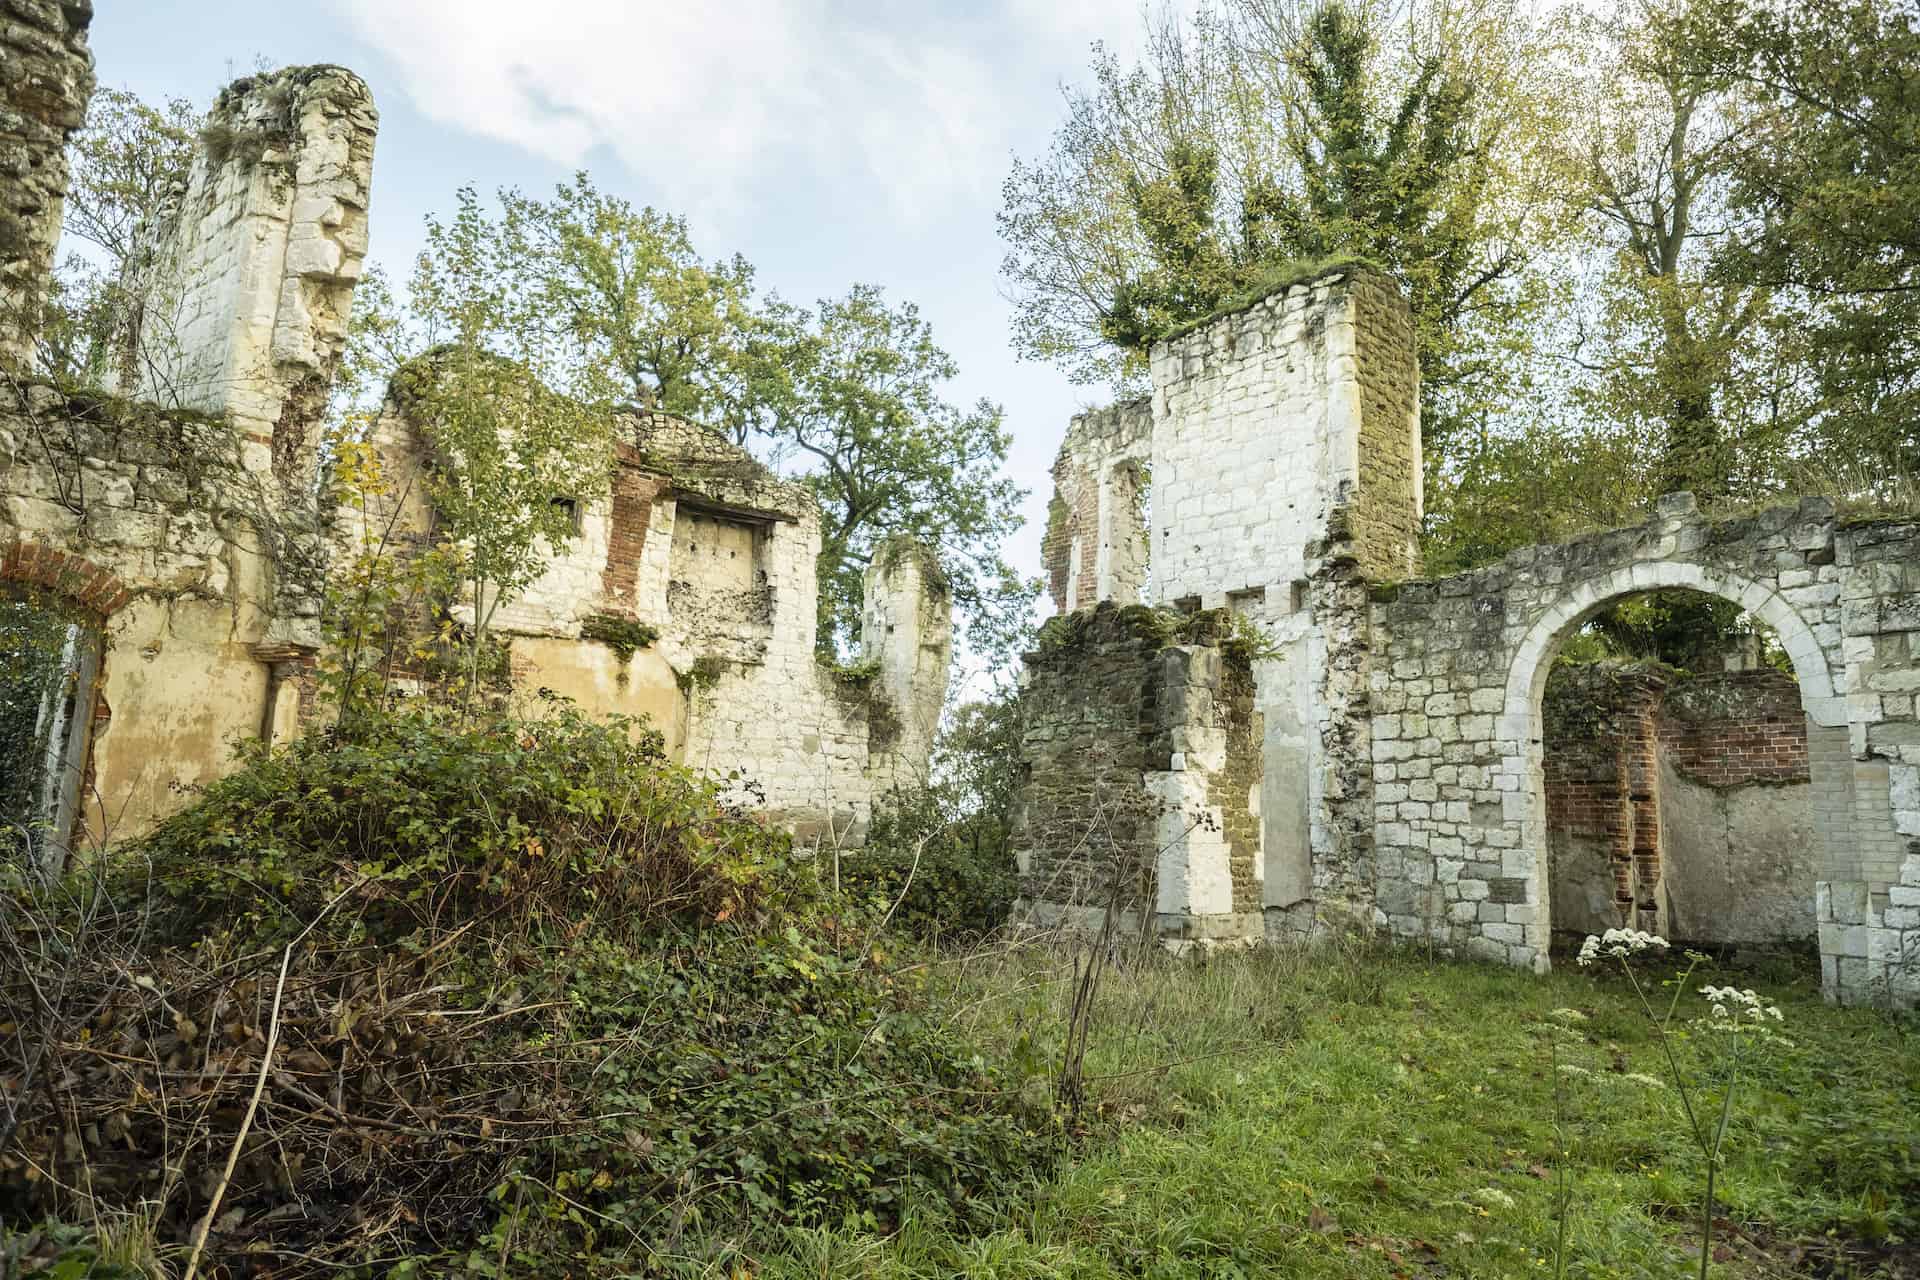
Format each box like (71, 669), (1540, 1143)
(511, 635), (687, 756)
(84, 599), (268, 842)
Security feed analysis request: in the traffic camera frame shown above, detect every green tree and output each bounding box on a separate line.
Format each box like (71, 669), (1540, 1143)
(1421, 420), (1656, 575)
(999, 0), (1572, 465)
(41, 85), (199, 387)
(1682, 0), (1920, 486)
(501, 173), (768, 443)
(391, 187), (614, 703)
(1556, 0), (1777, 501)
(757, 286), (1029, 657)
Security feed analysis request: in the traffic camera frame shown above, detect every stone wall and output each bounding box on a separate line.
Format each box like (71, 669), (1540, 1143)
(1346, 270), (1422, 580)
(363, 398), (953, 845)
(0, 60), (373, 848)
(1148, 265), (1419, 609)
(1025, 266), (1421, 944)
(1011, 602), (1261, 942)
(1027, 252), (1920, 1002)
(1, 383), (297, 844)
(0, 0), (93, 369)
(1369, 494), (1920, 1002)
(1148, 268), (1417, 938)
(1, 25), (950, 858)
(121, 66), (376, 451)
(1041, 399), (1151, 613)
(859, 537), (952, 796)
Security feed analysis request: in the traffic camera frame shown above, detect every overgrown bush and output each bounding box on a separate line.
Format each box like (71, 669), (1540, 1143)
(0, 704), (1052, 1277)
(842, 789), (1018, 945)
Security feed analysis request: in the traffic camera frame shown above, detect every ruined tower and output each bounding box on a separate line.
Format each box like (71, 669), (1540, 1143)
(1019, 264), (1422, 943)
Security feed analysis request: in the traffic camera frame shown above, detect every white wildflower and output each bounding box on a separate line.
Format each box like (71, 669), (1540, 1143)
(1620, 1072), (1666, 1089)
(1547, 1007), (1589, 1024)
(1472, 1188), (1517, 1211)
(1582, 928), (1670, 964)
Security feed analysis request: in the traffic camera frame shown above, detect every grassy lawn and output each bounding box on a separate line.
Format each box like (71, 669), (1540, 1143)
(733, 942), (1918, 1279)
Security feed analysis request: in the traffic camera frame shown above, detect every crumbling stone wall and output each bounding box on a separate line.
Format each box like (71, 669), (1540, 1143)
(1, 383), (298, 842)
(1148, 265), (1419, 604)
(1011, 602), (1261, 942)
(363, 398), (953, 845)
(3, 19), (948, 857)
(0, 0), (93, 369)
(859, 536), (952, 796)
(1347, 271), (1422, 580)
(1028, 259), (1919, 1003)
(1024, 266), (1420, 945)
(1, 37), (365, 848)
(1147, 267), (1418, 939)
(1369, 494), (1920, 1003)
(121, 66), (376, 453)
(1042, 399), (1151, 613)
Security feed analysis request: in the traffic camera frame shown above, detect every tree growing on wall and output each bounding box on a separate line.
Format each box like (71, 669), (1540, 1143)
(382, 186), (614, 704)
(998, 0), (1574, 470)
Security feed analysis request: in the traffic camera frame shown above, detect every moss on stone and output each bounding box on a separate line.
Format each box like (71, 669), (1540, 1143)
(875, 534), (951, 596)
(1157, 254), (1380, 346)
(675, 654), (727, 694)
(578, 613), (659, 663)
(821, 655), (882, 687)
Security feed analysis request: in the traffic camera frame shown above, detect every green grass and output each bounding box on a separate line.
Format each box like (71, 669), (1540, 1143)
(688, 940), (1918, 1279)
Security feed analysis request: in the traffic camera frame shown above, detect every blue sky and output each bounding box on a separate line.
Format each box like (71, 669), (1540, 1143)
(89, 1), (1153, 593)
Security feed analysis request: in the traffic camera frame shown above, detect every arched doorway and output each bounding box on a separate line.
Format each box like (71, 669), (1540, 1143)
(1539, 595), (1820, 953)
(1, 588), (104, 871)
(1500, 561), (1847, 962)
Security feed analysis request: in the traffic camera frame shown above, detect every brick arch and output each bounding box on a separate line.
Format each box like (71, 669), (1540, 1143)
(2, 540), (134, 620)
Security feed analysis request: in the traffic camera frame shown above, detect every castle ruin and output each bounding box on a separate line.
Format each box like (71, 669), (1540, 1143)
(3, 5), (1916, 1007)
(1, 6), (947, 862)
(1017, 265), (1920, 1007)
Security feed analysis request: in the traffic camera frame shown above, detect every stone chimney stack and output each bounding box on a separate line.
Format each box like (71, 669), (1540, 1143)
(0, 0), (95, 369)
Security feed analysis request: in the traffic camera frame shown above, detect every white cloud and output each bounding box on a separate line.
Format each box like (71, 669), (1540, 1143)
(329, 0), (1141, 223)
